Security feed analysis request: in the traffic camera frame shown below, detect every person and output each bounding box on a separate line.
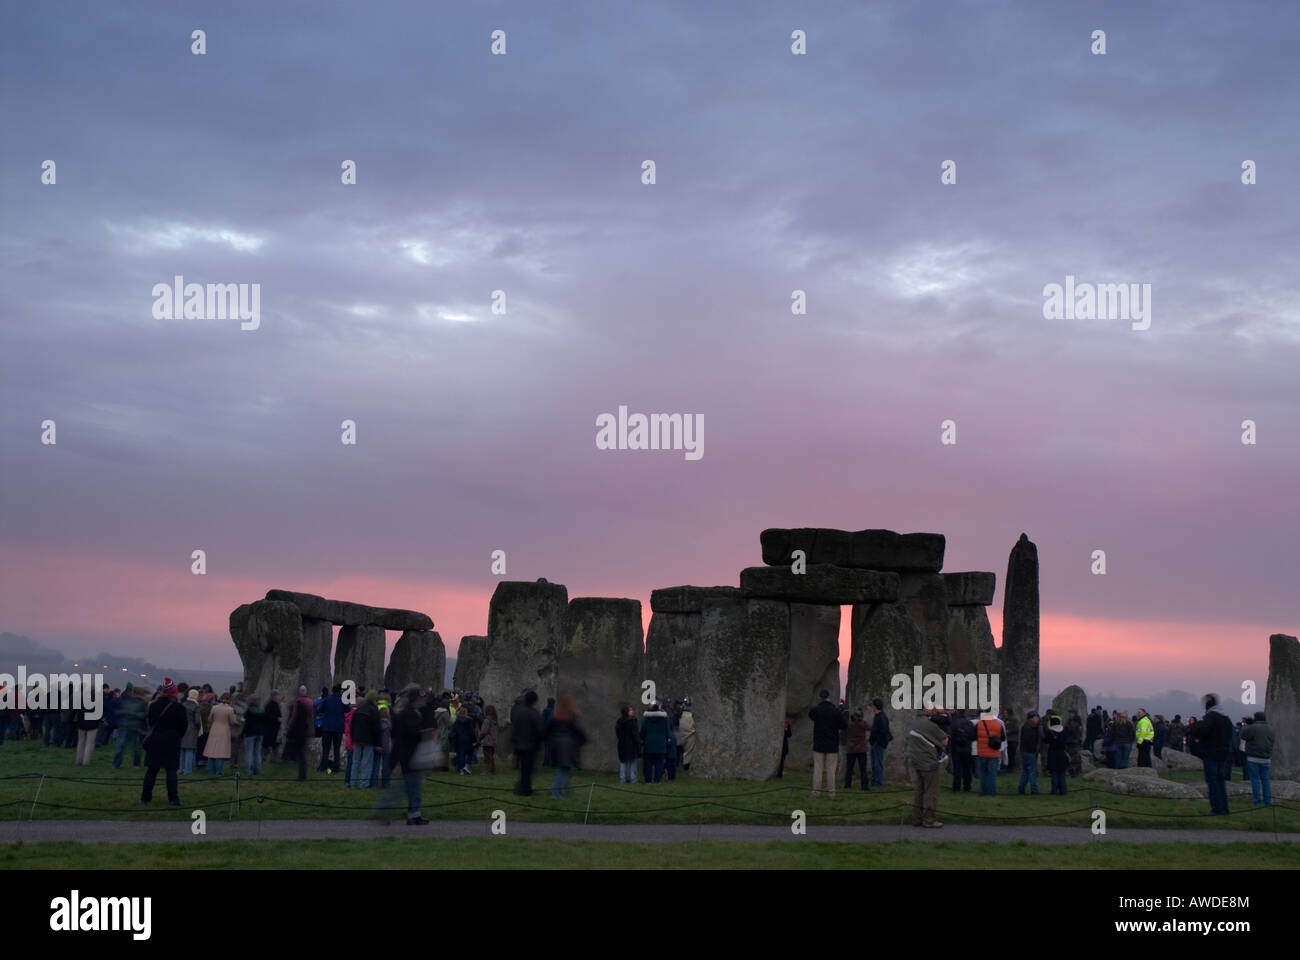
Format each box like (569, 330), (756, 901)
(1167, 715), (1185, 754)
(228, 691), (247, 773)
(179, 689), (201, 775)
(906, 709), (948, 828)
(113, 685), (146, 768)
(974, 709), (1004, 796)
(1112, 710), (1135, 769)
(204, 693), (234, 775)
(140, 679), (187, 805)
(548, 694), (587, 798)
(808, 690), (847, 799)
(376, 700), (393, 788)
(284, 686), (314, 781)
(640, 701), (670, 784)
(777, 720), (791, 778)
(664, 703), (680, 782)
(1017, 712), (1041, 794)
(72, 701), (100, 766)
(318, 685), (345, 774)
(452, 702), (478, 775)
(1085, 706), (1103, 755)
(678, 698), (696, 771)
(435, 696), (453, 772)
(1134, 708), (1154, 767)
(615, 705), (639, 783)
(264, 690), (283, 763)
(1186, 694), (1234, 815)
(1239, 710), (1274, 806)
(1002, 707), (1018, 774)
(844, 708), (870, 791)
(947, 708), (975, 792)
(351, 690), (381, 787)
(1044, 715), (1068, 795)
(94, 683), (113, 747)
(541, 696), (556, 766)
(243, 695), (265, 775)
(479, 704), (499, 775)
(1065, 709), (1084, 776)
(1153, 714), (1167, 759)
(511, 690), (546, 796)
(374, 684), (429, 825)
(868, 698), (891, 786)
(1232, 718), (1249, 781)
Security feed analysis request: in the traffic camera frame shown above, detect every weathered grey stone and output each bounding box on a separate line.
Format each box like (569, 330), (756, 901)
(1266, 633), (1300, 773)
(946, 605), (998, 680)
(760, 528), (945, 572)
(1083, 766), (1160, 781)
(299, 617), (334, 701)
(264, 589), (433, 632)
(479, 580), (568, 735)
(645, 612), (701, 701)
(943, 572), (996, 606)
(740, 565), (900, 605)
(334, 624), (386, 692)
(691, 597), (791, 779)
(1160, 748), (1203, 771)
(559, 598), (645, 768)
(784, 604), (841, 772)
(1103, 775), (1203, 799)
(898, 573), (950, 675)
(1268, 780), (1300, 801)
(649, 585), (742, 614)
(999, 533), (1040, 720)
(453, 636), (489, 692)
(384, 630), (445, 692)
(846, 600), (927, 782)
(229, 599), (304, 705)
(1051, 685), (1088, 723)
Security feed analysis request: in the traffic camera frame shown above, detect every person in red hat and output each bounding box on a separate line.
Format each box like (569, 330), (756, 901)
(141, 678), (187, 805)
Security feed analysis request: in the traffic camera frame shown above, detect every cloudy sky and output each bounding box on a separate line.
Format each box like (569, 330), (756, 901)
(2, 0), (1296, 697)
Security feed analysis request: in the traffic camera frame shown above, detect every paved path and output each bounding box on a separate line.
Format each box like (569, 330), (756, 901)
(4, 819), (1298, 845)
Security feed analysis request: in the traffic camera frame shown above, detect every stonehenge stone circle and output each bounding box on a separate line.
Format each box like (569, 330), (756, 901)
(383, 629), (446, 693)
(334, 624), (386, 692)
(559, 597), (645, 768)
(740, 565), (900, 605)
(1000, 533), (1040, 720)
(478, 579), (568, 739)
(1266, 633), (1300, 774)
(453, 635), (489, 692)
(784, 603), (841, 772)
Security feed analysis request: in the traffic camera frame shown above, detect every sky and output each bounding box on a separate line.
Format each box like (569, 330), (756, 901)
(1, 0), (1296, 699)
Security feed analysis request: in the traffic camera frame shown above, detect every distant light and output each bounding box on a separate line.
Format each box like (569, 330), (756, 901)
(122, 668), (128, 672)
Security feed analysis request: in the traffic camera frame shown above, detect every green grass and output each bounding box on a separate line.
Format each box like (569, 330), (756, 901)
(3, 836), (1298, 870)
(2, 739), (1297, 832)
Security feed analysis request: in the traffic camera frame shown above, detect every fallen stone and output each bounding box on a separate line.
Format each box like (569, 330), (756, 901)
(334, 624), (386, 692)
(264, 589), (433, 632)
(942, 572), (996, 606)
(384, 630), (446, 692)
(649, 585), (742, 614)
(1083, 766), (1160, 781)
(999, 533), (1040, 720)
(453, 636), (489, 692)
(560, 598), (645, 768)
(784, 603), (841, 772)
(1270, 780), (1300, 801)
(691, 597), (791, 779)
(1103, 776), (1203, 799)
(1266, 633), (1300, 773)
(760, 528), (945, 572)
(479, 580), (568, 731)
(740, 565), (900, 605)
(1160, 748), (1203, 771)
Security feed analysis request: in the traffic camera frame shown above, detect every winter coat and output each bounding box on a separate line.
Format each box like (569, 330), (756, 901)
(1240, 721), (1274, 760)
(452, 713), (477, 752)
(392, 703), (423, 773)
(117, 696), (147, 733)
(263, 699), (283, 745)
(808, 701), (847, 754)
(975, 716), (1004, 759)
(845, 716), (870, 753)
(1187, 709), (1233, 762)
(320, 694), (345, 734)
(509, 702), (545, 753)
(202, 704), (234, 759)
(868, 711), (892, 747)
(1112, 719), (1136, 745)
(479, 714), (499, 749)
(616, 715), (640, 762)
(352, 701), (380, 747)
(1019, 720), (1041, 755)
(549, 717), (587, 769)
(435, 707), (452, 751)
(144, 697), (187, 770)
(285, 696), (314, 742)
(678, 710), (696, 765)
(181, 699), (200, 749)
(378, 716), (392, 755)
(1044, 726), (1068, 773)
(640, 710), (670, 754)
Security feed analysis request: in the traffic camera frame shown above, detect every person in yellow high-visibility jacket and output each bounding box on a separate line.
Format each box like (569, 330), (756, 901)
(1135, 708), (1155, 767)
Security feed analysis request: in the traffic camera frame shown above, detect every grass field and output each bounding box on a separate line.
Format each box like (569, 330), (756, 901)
(3, 739), (1297, 833)
(4, 836), (1298, 870)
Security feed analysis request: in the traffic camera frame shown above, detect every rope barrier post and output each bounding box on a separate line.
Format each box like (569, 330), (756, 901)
(29, 773), (47, 822)
(230, 773), (240, 822)
(583, 782), (594, 826)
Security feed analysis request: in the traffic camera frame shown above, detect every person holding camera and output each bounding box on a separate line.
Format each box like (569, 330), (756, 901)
(907, 708), (949, 828)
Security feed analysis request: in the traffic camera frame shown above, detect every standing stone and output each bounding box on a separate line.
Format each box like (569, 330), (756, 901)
(645, 612), (701, 702)
(846, 600), (925, 782)
(1000, 533), (1040, 720)
(453, 636), (489, 692)
(229, 599), (304, 705)
(1266, 634), (1300, 776)
(943, 572), (996, 606)
(299, 618), (334, 701)
(479, 579), (568, 739)
(650, 585), (741, 614)
(560, 598), (645, 769)
(784, 603), (841, 773)
(1051, 685), (1088, 722)
(898, 573), (950, 676)
(946, 605), (998, 682)
(384, 630), (446, 692)
(334, 625), (386, 692)
(691, 597), (791, 779)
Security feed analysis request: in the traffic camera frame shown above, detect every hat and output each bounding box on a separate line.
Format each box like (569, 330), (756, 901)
(1049, 721), (1064, 733)
(124, 682), (134, 691)
(400, 683), (421, 699)
(819, 689), (830, 700)
(160, 677), (178, 698)
(187, 689), (199, 701)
